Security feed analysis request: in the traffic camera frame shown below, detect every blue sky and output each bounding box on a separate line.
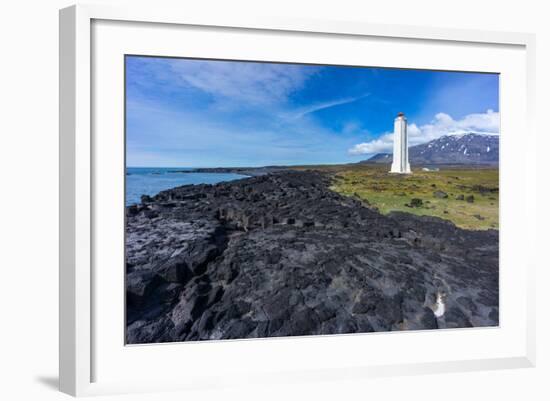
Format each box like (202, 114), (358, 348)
(126, 56), (499, 167)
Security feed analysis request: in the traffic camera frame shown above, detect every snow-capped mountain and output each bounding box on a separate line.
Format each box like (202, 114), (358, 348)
(365, 133), (499, 165)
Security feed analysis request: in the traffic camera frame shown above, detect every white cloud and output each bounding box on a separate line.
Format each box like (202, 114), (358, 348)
(134, 58), (369, 118)
(348, 135), (394, 155)
(290, 94), (369, 120)
(126, 92), (360, 167)
(348, 110), (499, 155)
(163, 59), (318, 105)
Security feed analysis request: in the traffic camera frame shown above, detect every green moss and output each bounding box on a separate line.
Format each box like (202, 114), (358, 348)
(326, 165), (498, 230)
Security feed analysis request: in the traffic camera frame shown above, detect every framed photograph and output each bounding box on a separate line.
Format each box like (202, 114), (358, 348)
(59, 4), (536, 396)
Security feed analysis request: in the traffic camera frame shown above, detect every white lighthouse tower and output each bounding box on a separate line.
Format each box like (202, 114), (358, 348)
(390, 112), (411, 174)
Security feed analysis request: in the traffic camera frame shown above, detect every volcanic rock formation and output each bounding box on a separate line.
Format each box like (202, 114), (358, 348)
(126, 170), (499, 343)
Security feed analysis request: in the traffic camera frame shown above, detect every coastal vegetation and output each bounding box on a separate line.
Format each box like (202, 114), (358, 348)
(295, 164), (498, 230)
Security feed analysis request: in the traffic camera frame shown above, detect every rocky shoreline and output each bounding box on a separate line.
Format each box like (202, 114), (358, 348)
(126, 170), (499, 344)
(173, 166), (289, 176)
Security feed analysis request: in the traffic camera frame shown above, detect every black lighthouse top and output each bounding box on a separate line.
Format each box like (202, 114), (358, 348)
(397, 112), (405, 117)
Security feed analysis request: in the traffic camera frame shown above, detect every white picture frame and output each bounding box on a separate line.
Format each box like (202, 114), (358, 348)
(59, 4), (536, 397)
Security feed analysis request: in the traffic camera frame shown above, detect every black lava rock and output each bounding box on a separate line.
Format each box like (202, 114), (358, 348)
(433, 190), (449, 199)
(125, 170), (499, 344)
(409, 198), (423, 208)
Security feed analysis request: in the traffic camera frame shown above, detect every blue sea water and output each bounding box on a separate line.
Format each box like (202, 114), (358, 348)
(126, 167), (249, 206)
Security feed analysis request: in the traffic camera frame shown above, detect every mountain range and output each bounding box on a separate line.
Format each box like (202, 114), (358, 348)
(364, 133), (499, 165)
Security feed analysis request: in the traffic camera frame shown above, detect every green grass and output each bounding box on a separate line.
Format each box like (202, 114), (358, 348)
(297, 164), (499, 230)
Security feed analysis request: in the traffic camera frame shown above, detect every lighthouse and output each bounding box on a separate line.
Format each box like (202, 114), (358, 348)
(390, 112), (411, 174)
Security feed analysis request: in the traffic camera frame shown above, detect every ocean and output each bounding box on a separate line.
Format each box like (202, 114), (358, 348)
(126, 167), (249, 206)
